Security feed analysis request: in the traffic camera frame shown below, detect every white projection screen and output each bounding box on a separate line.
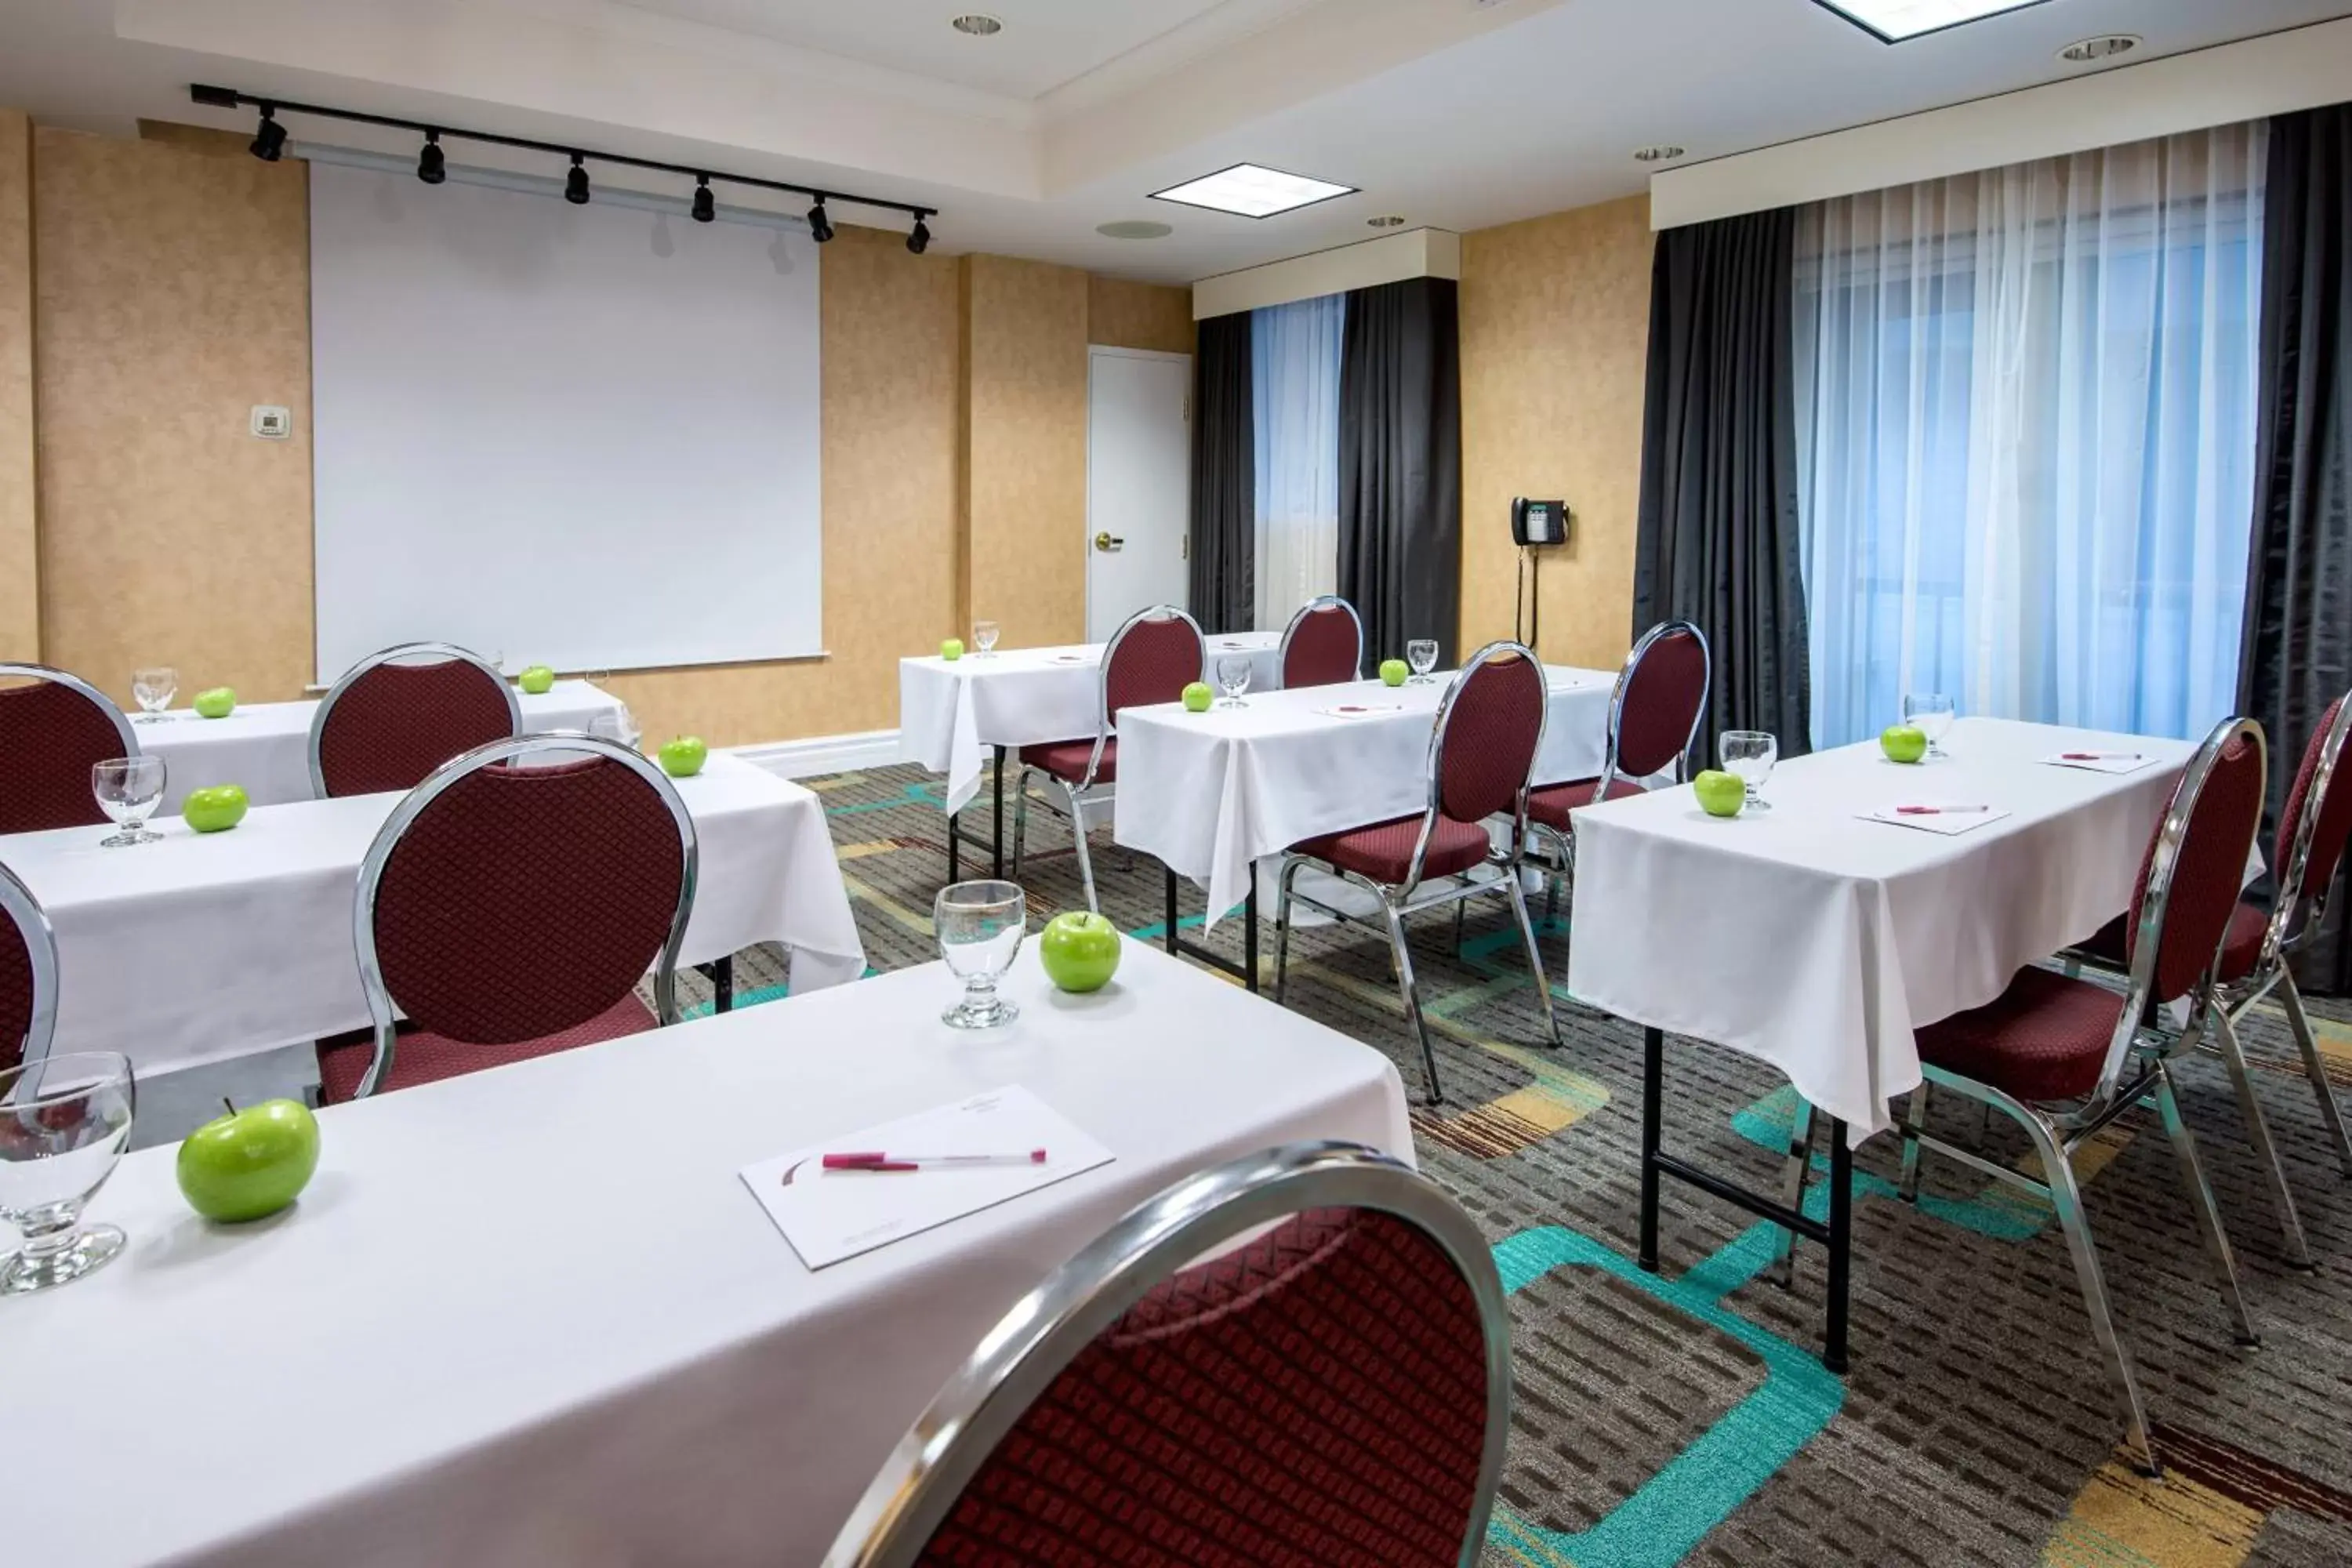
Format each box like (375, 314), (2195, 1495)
(309, 159), (822, 681)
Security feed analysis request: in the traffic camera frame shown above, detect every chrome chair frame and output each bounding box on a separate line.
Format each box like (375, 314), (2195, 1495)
(1523, 619), (1711, 921)
(1273, 641), (1564, 1105)
(1011, 604), (1204, 913)
(1275, 593), (1366, 688)
(0, 662), (141, 760)
(1791, 717), (2265, 1479)
(821, 1142), (1513, 1568)
(344, 733), (698, 1101)
(307, 641), (523, 799)
(0, 858), (60, 1073)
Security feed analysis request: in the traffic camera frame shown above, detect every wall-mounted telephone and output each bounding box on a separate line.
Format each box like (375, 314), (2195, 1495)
(1510, 499), (1569, 652)
(1512, 497), (1570, 547)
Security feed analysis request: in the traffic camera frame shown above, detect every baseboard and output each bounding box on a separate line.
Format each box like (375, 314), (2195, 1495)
(733, 728), (902, 780)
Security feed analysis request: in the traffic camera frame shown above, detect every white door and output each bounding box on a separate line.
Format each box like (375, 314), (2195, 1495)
(1086, 347), (1192, 642)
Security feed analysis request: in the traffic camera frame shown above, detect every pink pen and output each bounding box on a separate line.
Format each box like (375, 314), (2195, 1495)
(821, 1149), (1047, 1172)
(1895, 804), (1991, 816)
(2061, 752), (2143, 762)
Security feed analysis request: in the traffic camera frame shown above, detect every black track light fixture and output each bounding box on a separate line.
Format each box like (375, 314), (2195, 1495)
(806, 198), (835, 244)
(691, 174), (715, 224)
(249, 105), (287, 162)
(907, 216), (931, 255)
(564, 153), (590, 205)
(417, 129), (446, 186)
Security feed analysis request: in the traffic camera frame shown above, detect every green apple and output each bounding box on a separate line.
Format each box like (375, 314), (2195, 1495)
(517, 665), (557, 695)
(183, 783), (249, 833)
(939, 638), (964, 661)
(1379, 659), (1409, 688)
(1881, 724), (1928, 764)
(1182, 681), (1214, 713)
(1693, 769), (1746, 818)
(657, 735), (708, 778)
(176, 1098), (320, 1224)
(193, 686), (236, 719)
(1040, 910), (1121, 993)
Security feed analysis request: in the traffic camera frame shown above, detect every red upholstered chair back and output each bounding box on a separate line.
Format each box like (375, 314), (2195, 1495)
(1280, 597), (1364, 688)
(2278, 695), (2352, 911)
(822, 1144), (1510, 1568)
(1433, 643), (1546, 826)
(1610, 622), (1711, 782)
(0, 666), (138, 834)
(2125, 718), (2268, 1007)
(358, 738), (694, 1058)
(0, 859), (59, 1076)
(311, 644), (521, 799)
(1101, 608), (1204, 727)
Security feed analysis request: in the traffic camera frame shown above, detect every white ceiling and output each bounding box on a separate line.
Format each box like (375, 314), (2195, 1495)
(0, 0), (2346, 285)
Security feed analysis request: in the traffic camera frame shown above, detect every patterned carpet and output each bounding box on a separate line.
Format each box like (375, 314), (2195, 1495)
(699, 763), (2352, 1568)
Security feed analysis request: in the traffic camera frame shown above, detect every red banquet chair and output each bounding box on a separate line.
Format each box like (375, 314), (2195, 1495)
(1274, 641), (1563, 1104)
(0, 858), (60, 1076)
(315, 735), (696, 1102)
(1278, 595), (1365, 689)
(1871, 716), (2270, 1478)
(0, 664), (140, 834)
(1011, 605), (1203, 913)
(821, 1142), (1512, 1568)
(307, 641), (522, 799)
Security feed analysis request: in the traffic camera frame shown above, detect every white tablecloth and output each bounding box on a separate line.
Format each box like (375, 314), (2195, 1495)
(13, 939), (1412, 1568)
(1114, 666), (1621, 925)
(0, 753), (863, 1078)
(899, 633), (1285, 814)
(1567, 717), (2211, 1138)
(139, 681), (627, 812)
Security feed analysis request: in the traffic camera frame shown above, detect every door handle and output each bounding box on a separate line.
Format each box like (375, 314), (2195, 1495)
(1094, 532), (1125, 553)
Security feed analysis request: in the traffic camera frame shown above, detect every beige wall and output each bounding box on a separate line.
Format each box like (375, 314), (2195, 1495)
(0, 119), (1192, 748)
(0, 111), (34, 661)
(1457, 195), (1653, 673)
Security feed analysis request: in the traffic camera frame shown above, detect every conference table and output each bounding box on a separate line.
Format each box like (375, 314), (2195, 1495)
(1566, 717), (2222, 1372)
(898, 630), (1286, 878)
(12, 938), (1414, 1568)
(137, 679), (627, 812)
(0, 753), (864, 1083)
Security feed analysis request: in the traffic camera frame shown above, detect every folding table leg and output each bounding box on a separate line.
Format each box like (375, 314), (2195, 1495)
(702, 954), (735, 1014)
(1639, 1025), (1663, 1272)
(1164, 867), (1180, 957)
(946, 805), (960, 882)
(1824, 1118), (1852, 1374)
(1244, 877), (1260, 993)
(990, 746), (1006, 878)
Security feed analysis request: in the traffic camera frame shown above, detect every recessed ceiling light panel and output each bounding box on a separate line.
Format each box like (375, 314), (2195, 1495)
(1149, 163), (1356, 220)
(1811, 0), (2052, 43)
(950, 13), (1002, 36)
(2060, 34), (2140, 64)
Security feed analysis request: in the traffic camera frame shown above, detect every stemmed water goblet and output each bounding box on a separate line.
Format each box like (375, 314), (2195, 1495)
(1406, 639), (1440, 684)
(1214, 654), (1253, 709)
(1902, 692), (1956, 759)
(1719, 731), (1779, 814)
(935, 880), (1025, 1029)
(91, 757), (166, 848)
(131, 667), (177, 724)
(973, 620), (1000, 659)
(0, 1051), (137, 1295)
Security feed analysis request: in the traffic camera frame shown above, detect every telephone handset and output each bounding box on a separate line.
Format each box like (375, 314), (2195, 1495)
(1511, 497), (1570, 547)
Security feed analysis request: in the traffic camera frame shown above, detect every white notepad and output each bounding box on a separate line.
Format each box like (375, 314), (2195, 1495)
(2037, 750), (2159, 775)
(739, 1085), (1114, 1270)
(1862, 803), (2013, 836)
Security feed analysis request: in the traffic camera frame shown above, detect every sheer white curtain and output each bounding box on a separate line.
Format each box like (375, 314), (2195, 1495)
(1795, 123), (2267, 749)
(1252, 294), (1345, 629)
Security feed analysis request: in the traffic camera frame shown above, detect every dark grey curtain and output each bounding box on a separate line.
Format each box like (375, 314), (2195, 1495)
(1338, 278), (1461, 666)
(2239, 105), (2352, 995)
(1188, 311), (1255, 633)
(1632, 210), (1811, 768)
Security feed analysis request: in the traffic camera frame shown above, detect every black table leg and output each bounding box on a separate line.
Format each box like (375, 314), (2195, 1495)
(1161, 865), (1259, 991)
(946, 806), (961, 882)
(1824, 1117), (1853, 1374)
(713, 954), (734, 1013)
(1243, 877), (1260, 994)
(1164, 866), (1180, 957)
(991, 746), (1006, 878)
(1639, 1024), (1664, 1272)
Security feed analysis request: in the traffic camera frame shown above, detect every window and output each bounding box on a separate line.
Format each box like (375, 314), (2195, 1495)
(1252, 294), (1346, 628)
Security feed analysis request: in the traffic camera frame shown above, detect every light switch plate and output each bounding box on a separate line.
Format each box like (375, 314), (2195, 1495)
(251, 405), (292, 439)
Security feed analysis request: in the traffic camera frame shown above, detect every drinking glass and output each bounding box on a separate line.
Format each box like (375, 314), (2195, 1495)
(590, 702), (642, 753)
(1406, 639), (1440, 684)
(973, 620), (1000, 658)
(935, 880), (1025, 1029)
(1903, 692), (1957, 759)
(131, 666), (178, 723)
(0, 1051), (136, 1295)
(1214, 654), (1252, 709)
(1719, 731), (1779, 813)
(91, 757), (166, 848)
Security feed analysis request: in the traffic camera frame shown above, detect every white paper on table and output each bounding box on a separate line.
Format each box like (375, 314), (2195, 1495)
(1318, 702), (1405, 720)
(739, 1085), (1115, 1270)
(2036, 751), (2160, 775)
(1860, 803), (2014, 836)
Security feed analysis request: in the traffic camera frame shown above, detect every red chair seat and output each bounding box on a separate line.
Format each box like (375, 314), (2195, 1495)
(2078, 898), (2270, 985)
(1020, 738), (1112, 785)
(1292, 814), (1491, 884)
(1526, 776), (1646, 831)
(316, 993), (653, 1104)
(1915, 967), (2129, 1104)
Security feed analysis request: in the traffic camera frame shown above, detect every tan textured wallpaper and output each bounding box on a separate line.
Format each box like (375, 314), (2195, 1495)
(1087, 275), (1195, 355)
(1458, 195), (1654, 674)
(964, 254), (1089, 648)
(34, 127), (315, 706)
(0, 111), (35, 661)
